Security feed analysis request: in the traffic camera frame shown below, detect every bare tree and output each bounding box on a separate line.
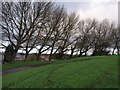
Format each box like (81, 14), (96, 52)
(1, 1), (118, 62)
(35, 4), (61, 60)
(77, 18), (96, 57)
(22, 28), (40, 60)
(1, 2), (53, 61)
(92, 19), (113, 56)
(48, 6), (68, 60)
(22, 2), (53, 60)
(111, 26), (120, 55)
(69, 38), (79, 59)
(56, 12), (79, 59)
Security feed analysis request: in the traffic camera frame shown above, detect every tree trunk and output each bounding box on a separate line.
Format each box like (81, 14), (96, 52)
(78, 49), (82, 57)
(58, 50), (64, 59)
(112, 46), (116, 55)
(36, 45), (45, 60)
(58, 47), (64, 59)
(36, 51), (42, 60)
(70, 47), (75, 59)
(49, 48), (54, 61)
(59, 52), (64, 59)
(49, 42), (55, 60)
(92, 47), (97, 56)
(12, 50), (18, 62)
(84, 51), (87, 56)
(24, 52), (29, 61)
(116, 45), (119, 55)
(84, 48), (89, 56)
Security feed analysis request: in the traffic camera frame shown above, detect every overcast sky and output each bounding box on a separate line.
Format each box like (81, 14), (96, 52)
(56, 0), (119, 25)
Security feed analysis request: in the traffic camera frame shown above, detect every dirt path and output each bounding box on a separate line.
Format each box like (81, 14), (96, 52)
(2, 59), (93, 76)
(2, 66), (34, 75)
(2, 63), (50, 76)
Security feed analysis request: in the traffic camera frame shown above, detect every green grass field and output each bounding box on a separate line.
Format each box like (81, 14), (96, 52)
(2, 56), (118, 88)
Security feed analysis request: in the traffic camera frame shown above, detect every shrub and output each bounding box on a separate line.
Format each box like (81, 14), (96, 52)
(4, 45), (15, 62)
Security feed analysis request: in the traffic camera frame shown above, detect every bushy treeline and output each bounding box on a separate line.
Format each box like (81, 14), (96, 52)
(1, 2), (120, 62)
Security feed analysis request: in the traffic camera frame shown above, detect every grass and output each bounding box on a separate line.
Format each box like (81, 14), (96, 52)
(2, 60), (52, 70)
(2, 55), (118, 88)
(2, 56), (96, 70)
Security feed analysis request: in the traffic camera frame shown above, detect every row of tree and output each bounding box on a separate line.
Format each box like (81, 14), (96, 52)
(1, 2), (120, 62)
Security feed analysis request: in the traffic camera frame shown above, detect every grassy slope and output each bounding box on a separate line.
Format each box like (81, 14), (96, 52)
(2, 61), (52, 70)
(3, 56), (118, 88)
